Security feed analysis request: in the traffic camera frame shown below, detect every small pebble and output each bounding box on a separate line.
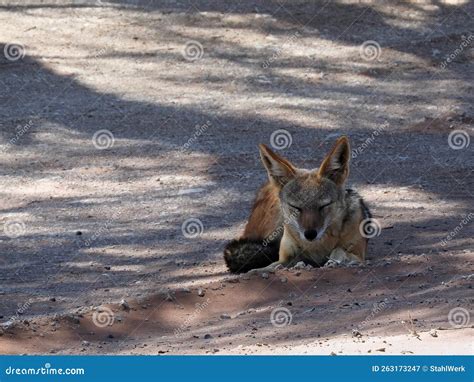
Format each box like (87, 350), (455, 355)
(352, 329), (362, 338)
(294, 261), (306, 269)
(120, 299), (130, 310)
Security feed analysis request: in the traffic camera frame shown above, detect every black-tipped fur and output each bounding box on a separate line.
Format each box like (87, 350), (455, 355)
(223, 238), (279, 273)
(346, 188), (372, 219)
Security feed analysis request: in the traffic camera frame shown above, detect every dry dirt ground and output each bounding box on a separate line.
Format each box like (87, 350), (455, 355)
(0, 0), (473, 355)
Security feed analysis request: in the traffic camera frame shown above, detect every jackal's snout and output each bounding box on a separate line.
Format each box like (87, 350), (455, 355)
(299, 208), (324, 241)
(303, 229), (318, 241)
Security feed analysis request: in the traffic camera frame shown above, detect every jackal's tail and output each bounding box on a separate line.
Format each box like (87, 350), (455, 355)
(223, 238), (279, 273)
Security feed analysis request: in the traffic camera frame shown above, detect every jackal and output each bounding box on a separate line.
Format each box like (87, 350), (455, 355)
(224, 136), (371, 273)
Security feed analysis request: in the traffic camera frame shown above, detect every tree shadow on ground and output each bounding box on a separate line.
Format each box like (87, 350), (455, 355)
(0, 0), (472, 351)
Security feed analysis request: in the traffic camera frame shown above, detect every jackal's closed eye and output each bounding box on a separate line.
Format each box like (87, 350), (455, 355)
(319, 201), (333, 210)
(288, 204), (302, 212)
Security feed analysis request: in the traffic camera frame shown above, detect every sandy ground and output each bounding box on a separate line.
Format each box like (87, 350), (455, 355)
(0, 0), (473, 354)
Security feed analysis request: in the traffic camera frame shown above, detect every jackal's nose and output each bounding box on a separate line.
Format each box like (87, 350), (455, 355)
(304, 229), (318, 241)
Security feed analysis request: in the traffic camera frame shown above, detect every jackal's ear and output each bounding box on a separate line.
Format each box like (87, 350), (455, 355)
(259, 144), (296, 187)
(318, 136), (350, 185)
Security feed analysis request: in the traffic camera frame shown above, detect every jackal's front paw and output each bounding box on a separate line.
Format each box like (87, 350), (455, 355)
(328, 248), (361, 266)
(323, 259), (339, 268)
(248, 261), (284, 275)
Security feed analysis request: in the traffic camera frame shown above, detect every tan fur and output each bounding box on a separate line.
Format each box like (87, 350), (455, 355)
(243, 183), (281, 240)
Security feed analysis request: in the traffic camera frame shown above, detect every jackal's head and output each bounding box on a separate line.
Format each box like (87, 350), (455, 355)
(259, 136), (351, 242)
